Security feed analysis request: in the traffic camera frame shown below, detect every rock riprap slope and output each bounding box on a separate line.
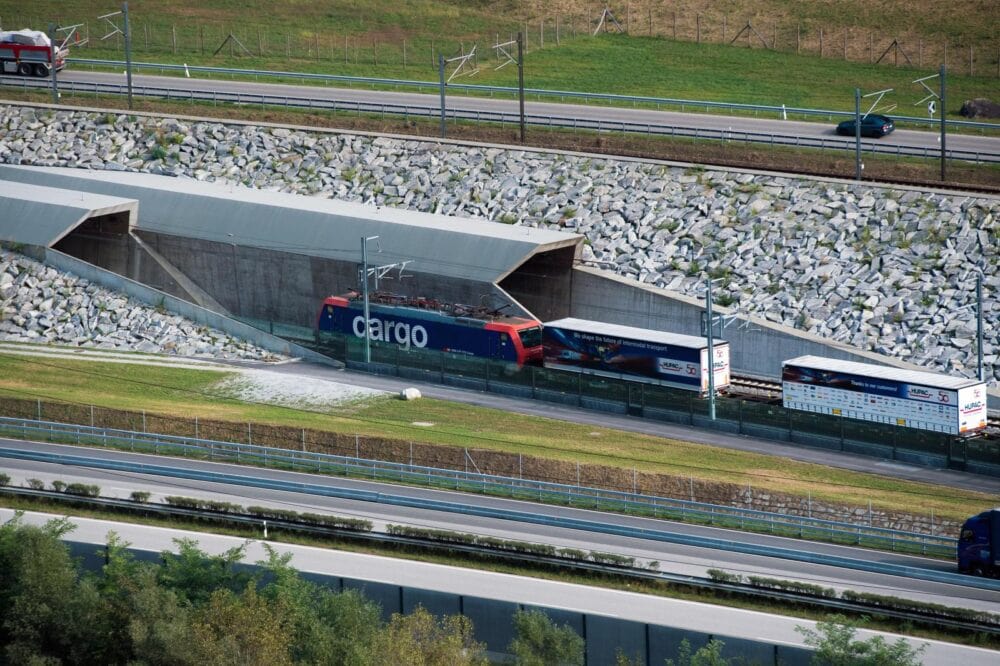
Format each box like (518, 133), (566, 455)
(1, 106), (996, 383)
(0, 250), (281, 361)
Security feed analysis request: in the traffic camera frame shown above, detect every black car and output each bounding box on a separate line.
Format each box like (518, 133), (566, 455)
(836, 114), (895, 138)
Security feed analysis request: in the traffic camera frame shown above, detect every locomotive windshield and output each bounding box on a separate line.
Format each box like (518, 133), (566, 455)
(519, 326), (542, 348)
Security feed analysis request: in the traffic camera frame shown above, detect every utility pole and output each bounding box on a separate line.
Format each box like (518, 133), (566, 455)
(977, 273), (984, 382)
(517, 31), (526, 143)
(48, 22), (59, 105)
(705, 277), (716, 421)
(123, 2), (133, 110)
(438, 54), (446, 138)
(361, 236), (379, 364)
(939, 63), (946, 182)
(98, 4), (133, 109)
(854, 87), (861, 181)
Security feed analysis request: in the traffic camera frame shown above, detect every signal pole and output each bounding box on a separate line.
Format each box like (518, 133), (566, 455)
(438, 54), (446, 138)
(854, 88), (861, 181)
(361, 235), (379, 364)
(49, 23), (59, 105)
(939, 64), (947, 182)
(977, 273), (984, 382)
(517, 32), (526, 142)
(705, 277), (716, 421)
(123, 2), (133, 110)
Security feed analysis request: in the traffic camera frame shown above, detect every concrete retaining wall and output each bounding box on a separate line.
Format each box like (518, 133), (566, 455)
(569, 266), (1000, 410)
(40, 246), (336, 365)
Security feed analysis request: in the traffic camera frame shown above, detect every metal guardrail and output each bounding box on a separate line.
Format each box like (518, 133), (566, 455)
(4, 486), (994, 635)
(66, 57), (1000, 133)
(3, 486), (996, 633)
(3, 76), (996, 164)
(1, 434), (996, 593)
(0, 415), (958, 557)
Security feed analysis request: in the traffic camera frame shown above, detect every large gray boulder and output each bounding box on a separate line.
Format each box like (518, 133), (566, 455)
(959, 98), (1000, 118)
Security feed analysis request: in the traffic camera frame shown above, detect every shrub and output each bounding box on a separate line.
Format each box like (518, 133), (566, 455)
(707, 568), (742, 584)
(51, 480), (67, 492)
(509, 609), (584, 666)
(130, 491), (152, 504)
(164, 496), (242, 513)
(26, 478), (45, 490)
(796, 615), (926, 666)
(64, 483), (100, 498)
(589, 551), (635, 567)
(0, 472), (10, 487)
(746, 575), (836, 598)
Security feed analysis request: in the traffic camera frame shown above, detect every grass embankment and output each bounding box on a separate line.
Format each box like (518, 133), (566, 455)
(0, 352), (993, 523)
(3, 1), (997, 113)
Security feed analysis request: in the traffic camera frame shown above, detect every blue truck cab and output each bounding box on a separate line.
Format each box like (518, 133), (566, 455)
(958, 508), (1000, 576)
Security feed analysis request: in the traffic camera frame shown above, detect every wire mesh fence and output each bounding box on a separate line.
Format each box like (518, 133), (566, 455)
(0, 415), (957, 557)
(2, 9), (996, 77)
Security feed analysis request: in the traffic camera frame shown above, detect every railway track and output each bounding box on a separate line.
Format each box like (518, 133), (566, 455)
(727, 375), (783, 399)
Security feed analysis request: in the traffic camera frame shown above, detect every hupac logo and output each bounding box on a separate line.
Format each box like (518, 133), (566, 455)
(352, 316), (428, 349)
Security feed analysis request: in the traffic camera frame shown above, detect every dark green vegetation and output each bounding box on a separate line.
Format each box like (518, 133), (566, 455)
(797, 615), (926, 666)
(0, 510), (947, 664)
(0, 512), (483, 664)
(4, 490), (997, 651)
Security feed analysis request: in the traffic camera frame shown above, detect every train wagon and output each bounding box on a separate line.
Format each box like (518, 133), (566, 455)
(317, 291), (543, 365)
(542, 318), (730, 394)
(782, 355), (988, 435)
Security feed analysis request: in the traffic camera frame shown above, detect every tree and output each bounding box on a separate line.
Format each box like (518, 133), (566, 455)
(796, 615), (926, 666)
(157, 538), (251, 605)
(189, 583), (293, 666)
(666, 638), (736, 666)
(373, 605), (487, 666)
(0, 514), (84, 662)
(256, 544), (382, 666)
(509, 609), (585, 666)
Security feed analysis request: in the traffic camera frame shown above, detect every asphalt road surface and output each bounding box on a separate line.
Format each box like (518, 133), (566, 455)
(35, 70), (1000, 159)
(2, 438), (996, 613)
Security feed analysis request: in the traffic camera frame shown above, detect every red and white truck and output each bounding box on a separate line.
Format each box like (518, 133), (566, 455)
(0, 29), (67, 77)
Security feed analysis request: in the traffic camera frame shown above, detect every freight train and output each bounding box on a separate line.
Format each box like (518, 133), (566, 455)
(318, 291), (544, 365)
(316, 291), (988, 434)
(316, 291), (730, 394)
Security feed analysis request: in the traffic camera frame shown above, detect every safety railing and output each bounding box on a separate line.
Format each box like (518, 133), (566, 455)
(3, 76), (996, 164)
(65, 57), (1000, 132)
(0, 415), (957, 558)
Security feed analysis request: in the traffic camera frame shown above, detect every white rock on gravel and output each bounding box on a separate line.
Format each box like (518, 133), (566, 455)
(1, 105), (997, 385)
(0, 248), (283, 362)
(212, 368), (384, 409)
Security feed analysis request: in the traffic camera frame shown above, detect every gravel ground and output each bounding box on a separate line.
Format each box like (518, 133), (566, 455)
(211, 367), (386, 410)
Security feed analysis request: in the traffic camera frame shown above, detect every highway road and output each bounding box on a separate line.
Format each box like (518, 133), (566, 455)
(14, 69), (1000, 160)
(2, 437), (997, 614)
(2, 507), (998, 664)
(0, 508), (962, 663)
